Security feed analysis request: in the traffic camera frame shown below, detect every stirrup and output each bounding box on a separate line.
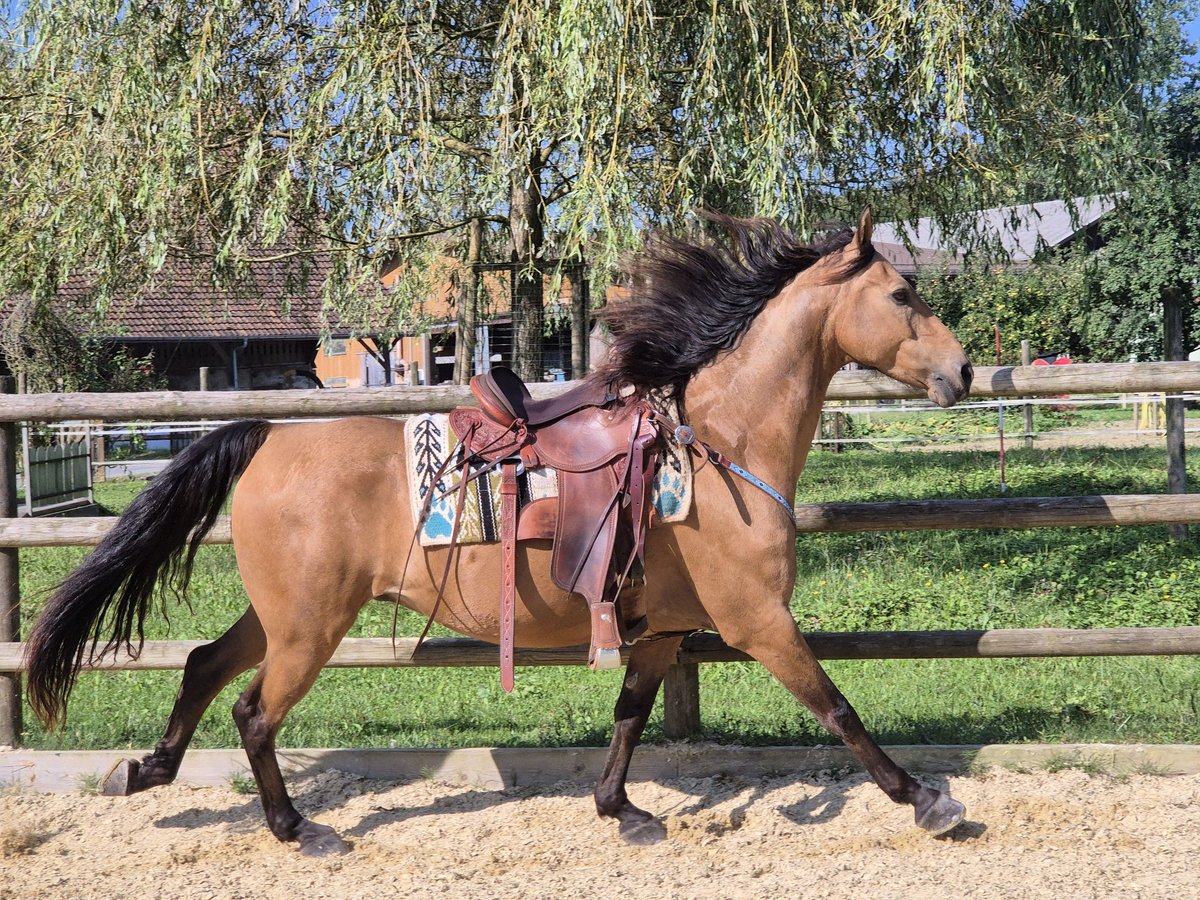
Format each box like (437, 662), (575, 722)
(589, 647), (622, 670)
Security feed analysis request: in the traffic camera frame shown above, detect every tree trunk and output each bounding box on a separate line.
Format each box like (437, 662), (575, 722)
(379, 338), (394, 386)
(1164, 285), (1188, 541)
(454, 218), (483, 385)
(358, 337), (395, 386)
(569, 264), (589, 378)
(509, 145), (545, 382)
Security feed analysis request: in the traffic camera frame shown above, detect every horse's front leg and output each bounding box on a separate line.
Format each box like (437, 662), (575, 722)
(717, 605), (965, 836)
(594, 634), (685, 845)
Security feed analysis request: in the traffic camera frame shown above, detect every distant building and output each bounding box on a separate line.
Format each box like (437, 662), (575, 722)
(874, 196), (1120, 275)
(52, 250), (339, 391)
(36, 250), (585, 391)
(313, 261), (586, 388)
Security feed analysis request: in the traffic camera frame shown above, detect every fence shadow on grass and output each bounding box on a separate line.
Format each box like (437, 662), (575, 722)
(803, 446), (1182, 502)
(864, 706), (1097, 747)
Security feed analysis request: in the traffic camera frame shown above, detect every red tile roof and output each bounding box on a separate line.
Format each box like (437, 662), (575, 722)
(58, 249), (341, 341)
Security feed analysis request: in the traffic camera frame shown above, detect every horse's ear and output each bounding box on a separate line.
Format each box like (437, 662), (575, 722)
(854, 207), (873, 249)
(842, 207), (874, 265)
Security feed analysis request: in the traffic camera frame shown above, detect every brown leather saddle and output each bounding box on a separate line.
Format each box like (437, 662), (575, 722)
(444, 367), (663, 691)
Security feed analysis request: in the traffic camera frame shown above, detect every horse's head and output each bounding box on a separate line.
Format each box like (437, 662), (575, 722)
(827, 209), (973, 408)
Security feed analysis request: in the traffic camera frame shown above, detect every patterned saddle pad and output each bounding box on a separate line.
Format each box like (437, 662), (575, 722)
(405, 412), (692, 547)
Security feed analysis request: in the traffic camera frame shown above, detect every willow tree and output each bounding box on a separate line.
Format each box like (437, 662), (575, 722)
(0, 0), (1179, 383)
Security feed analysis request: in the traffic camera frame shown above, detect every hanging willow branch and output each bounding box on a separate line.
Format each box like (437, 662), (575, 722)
(0, 0), (1182, 374)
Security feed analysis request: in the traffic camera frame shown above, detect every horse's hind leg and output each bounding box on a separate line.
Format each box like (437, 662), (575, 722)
(594, 634), (684, 845)
(103, 608), (266, 796)
(724, 609), (965, 835)
(231, 631), (354, 857)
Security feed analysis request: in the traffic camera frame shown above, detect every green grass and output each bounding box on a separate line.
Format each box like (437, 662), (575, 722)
(837, 400), (1200, 442)
(16, 447), (1200, 751)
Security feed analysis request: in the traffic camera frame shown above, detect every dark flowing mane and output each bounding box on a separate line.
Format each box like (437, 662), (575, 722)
(593, 212), (861, 397)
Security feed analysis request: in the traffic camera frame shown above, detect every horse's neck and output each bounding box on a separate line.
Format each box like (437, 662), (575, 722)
(684, 279), (843, 493)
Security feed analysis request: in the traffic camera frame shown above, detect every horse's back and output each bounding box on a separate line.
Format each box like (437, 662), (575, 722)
(235, 416), (410, 512)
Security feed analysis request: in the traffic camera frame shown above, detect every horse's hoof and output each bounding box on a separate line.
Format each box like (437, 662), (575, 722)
(619, 816), (667, 846)
(101, 758), (138, 796)
(914, 791), (966, 836)
(297, 825), (351, 858)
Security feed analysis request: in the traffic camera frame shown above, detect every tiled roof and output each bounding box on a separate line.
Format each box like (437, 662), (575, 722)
(58, 248), (343, 341)
(874, 196), (1120, 263)
(873, 240), (962, 275)
(63, 251), (532, 340)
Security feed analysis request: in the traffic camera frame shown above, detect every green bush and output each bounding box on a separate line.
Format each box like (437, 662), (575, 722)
(920, 253), (1088, 364)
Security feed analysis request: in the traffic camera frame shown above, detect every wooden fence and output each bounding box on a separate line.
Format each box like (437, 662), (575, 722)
(23, 439), (92, 516)
(3, 361), (1200, 749)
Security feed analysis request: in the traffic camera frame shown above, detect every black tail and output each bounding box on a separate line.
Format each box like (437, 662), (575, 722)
(25, 419), (273, 728)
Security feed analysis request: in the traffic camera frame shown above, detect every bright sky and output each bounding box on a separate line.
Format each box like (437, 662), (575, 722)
(3, 4), (1200, 56)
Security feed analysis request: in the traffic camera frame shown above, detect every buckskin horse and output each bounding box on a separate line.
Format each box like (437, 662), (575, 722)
(25, 209), (974, 856)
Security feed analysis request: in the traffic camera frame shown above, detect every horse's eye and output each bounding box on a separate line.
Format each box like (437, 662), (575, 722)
(891, 289), (911, 306)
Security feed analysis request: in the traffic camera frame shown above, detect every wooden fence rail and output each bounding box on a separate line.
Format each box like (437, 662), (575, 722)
(4, 494), (1200, 548)
(6, 628), (1200, 675)
(3, 361), (1200, 747)
(4, 361), (1200, 422)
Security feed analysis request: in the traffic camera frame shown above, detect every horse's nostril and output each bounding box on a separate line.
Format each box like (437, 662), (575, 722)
(961, 363), (974, 389)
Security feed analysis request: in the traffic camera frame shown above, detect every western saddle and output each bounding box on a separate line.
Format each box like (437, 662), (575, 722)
(440, 367), (664, 692)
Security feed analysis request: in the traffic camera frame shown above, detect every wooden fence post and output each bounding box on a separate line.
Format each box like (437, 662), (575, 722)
(0, 373), (21, 747)
(662, 662), (701, 739)
(1021, 340), (1034, 450)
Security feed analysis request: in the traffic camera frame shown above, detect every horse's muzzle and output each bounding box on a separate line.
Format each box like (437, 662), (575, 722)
(927, 361), (973, 408)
